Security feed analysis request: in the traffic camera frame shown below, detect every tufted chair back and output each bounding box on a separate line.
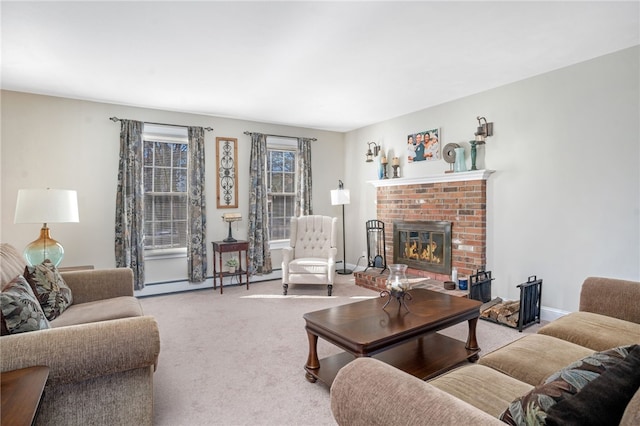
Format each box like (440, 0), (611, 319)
(290, 215), (338, 259)
(281, 215), (338, 296)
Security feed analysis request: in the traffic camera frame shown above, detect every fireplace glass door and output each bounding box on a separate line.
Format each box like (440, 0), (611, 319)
(394, 221), (451, 275)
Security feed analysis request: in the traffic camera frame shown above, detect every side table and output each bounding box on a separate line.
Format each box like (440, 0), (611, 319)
(1, 365), (49, 426)
(212, 240), (250, 294)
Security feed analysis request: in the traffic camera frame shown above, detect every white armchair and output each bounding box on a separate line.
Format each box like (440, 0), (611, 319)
(282, 215), (338, 296)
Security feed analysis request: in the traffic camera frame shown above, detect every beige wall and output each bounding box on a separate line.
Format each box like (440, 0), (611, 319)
(0, 92), (345, 292)
(342, 46), (639, 313)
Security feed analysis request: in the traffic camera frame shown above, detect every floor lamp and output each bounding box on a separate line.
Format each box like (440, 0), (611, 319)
(330, 180), (352, 275)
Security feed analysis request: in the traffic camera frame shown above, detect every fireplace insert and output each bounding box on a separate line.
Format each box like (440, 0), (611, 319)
(393, 221), (451, 275)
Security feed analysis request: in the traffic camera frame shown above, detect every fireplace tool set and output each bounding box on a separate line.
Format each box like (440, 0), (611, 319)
(364, 220), (388, 273)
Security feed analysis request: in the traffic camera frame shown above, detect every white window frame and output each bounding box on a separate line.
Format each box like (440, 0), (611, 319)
(142, 124), (189, 259)
(266, 136), (297, 248)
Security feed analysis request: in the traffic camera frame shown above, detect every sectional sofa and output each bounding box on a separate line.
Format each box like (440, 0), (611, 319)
(330, 276), (640, 425)
(0, 243), (160, 425)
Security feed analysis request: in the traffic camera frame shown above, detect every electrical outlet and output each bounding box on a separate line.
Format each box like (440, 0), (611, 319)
(362, 251), (367, 258)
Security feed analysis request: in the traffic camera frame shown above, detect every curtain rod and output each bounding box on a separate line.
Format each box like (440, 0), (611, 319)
(109, 117), (213, 132)
(243, 131), (317, 141)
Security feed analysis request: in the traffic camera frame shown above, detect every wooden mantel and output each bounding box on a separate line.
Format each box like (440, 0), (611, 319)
(368, 169), (495, 187)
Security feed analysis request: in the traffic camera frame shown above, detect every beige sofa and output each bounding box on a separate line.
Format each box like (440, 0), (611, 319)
(331, 276), (640, 425)
(0, 243), (160, 425)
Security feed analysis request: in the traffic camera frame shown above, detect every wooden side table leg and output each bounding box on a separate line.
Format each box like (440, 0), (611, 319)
(245, 248), (249, 290)
(466, 316), (480, 362)
(304, 329), (319, 383)
(237, 249), (243, 288)
(212, 251), (217, 290)
(219, 251), (224, 294)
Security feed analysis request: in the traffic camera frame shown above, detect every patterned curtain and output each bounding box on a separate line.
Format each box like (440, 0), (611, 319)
(248, 133), (273, 274)
(187, 127), (207, 282)
(295, 137), (313, 216)
(115, 120), (145, 290)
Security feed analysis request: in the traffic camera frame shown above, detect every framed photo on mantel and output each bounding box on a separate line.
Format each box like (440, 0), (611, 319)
(407, 128), (440, 163)
(216, 137), (238, 208)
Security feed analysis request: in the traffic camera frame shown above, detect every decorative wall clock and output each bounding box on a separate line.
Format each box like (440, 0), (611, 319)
(216, 137), (238, 208)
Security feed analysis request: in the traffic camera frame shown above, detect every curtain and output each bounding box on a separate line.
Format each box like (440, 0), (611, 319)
(248, 133), (273, 274)
(295, 137), (313, 216)
(115, 120), (145, 290)
(187, 127), (207, 282)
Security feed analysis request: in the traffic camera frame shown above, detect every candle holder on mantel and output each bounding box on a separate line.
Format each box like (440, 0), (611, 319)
(381, 156), (389, 179)
(380, 264), (412, 312)
(391, 157), (400, 178)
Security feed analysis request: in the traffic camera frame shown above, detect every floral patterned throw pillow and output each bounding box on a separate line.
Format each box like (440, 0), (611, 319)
(24, 259), (73, 320)
(0, 275), (50, 334)
(499, 345), (636, 425)
(545, 344), (640, 426)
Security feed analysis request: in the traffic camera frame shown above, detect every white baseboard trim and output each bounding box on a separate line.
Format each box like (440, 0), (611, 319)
(135, 270), (283, 297)
(540, 306), (570, 322)
(483, 294), (570, 323)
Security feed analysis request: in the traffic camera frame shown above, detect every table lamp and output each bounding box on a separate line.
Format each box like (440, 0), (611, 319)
(14, 188), (79, 266)
(222, 212), (242, 242)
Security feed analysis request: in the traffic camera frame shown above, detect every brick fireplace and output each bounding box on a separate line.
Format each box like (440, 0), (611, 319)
(355, 170), (493, 290)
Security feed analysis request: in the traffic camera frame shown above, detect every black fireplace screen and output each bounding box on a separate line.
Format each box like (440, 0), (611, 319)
(393, 221), (451, 275)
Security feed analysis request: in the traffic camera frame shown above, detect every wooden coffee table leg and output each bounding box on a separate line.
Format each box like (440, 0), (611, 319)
(305, 330), (319, 383)
(466, 316), (480, 362)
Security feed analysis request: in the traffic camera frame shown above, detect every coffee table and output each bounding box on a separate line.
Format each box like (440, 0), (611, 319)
(303, 288), (482, 386)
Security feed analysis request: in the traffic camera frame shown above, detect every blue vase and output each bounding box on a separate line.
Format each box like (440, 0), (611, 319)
(454, 147), (467, 172)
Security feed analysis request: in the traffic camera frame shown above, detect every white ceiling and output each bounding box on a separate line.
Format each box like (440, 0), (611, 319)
(2, 1), (639, 132)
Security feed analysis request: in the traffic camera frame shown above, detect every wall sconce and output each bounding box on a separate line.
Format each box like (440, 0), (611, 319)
(365, 142), (380, 162)
(469, 116), (494, 170)
(473, 116), (493, 143)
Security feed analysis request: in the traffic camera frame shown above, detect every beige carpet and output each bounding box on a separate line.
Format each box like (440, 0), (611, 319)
(140, 274), (545, 426)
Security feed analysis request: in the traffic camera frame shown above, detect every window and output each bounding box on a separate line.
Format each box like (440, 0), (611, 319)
(143, 125), (189, 255)
(266, 137), (297, 241)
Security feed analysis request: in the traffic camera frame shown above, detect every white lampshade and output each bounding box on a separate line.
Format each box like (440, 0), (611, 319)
(14, 189), (79, 224)
(330, 189), (351, 206)
(14, 188), (79, 267)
